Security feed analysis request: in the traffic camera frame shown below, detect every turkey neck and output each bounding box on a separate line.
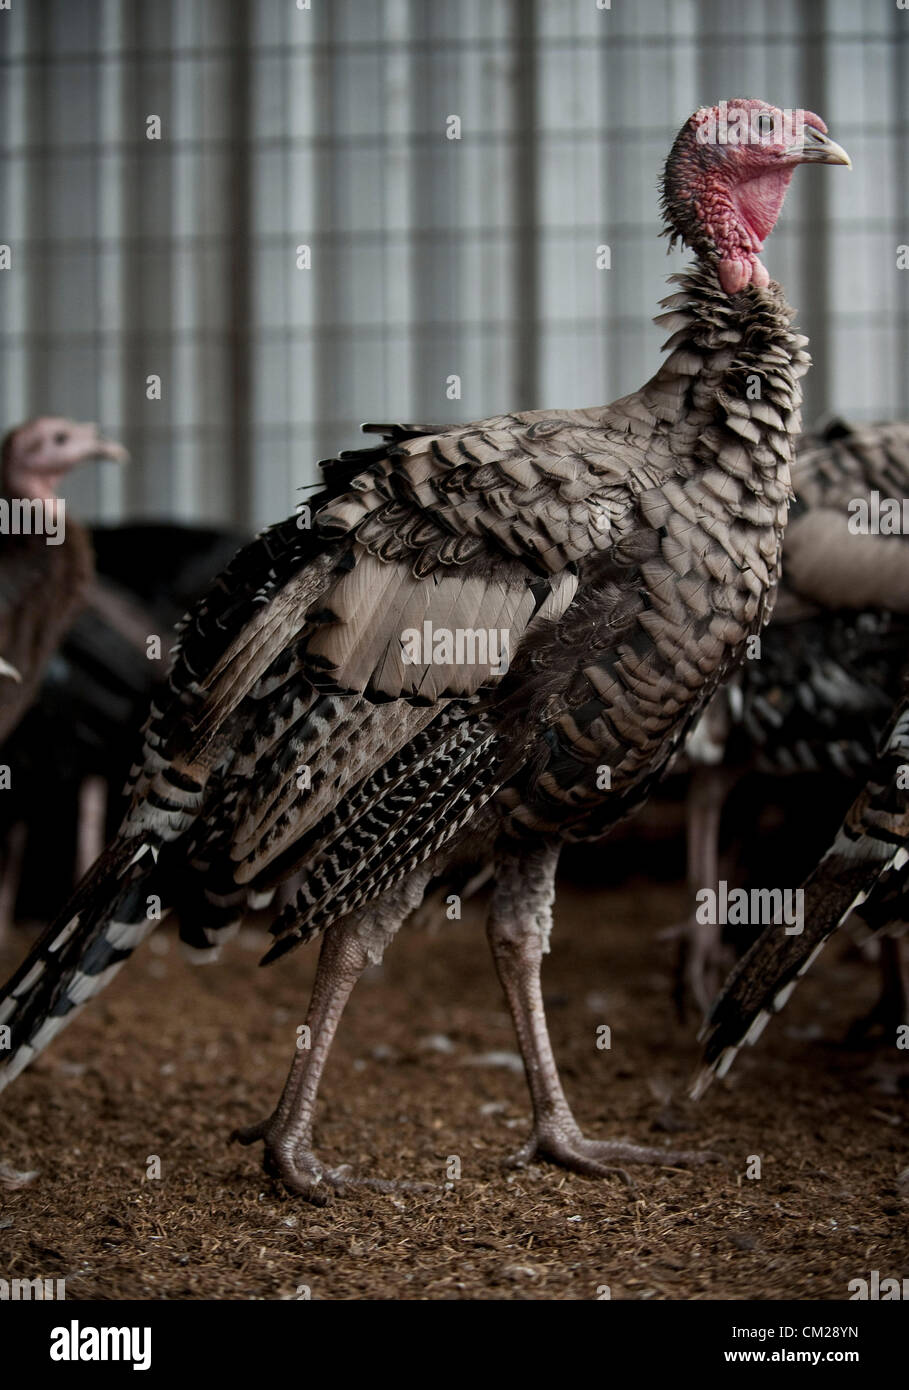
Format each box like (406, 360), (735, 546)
(0, 517), (95, 743)
(643, 261), (809, 493)
(621, 260), (812, 635)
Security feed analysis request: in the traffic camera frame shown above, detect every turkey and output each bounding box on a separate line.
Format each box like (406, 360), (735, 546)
(90, 521), (248, 632)
(0, 417), (127, 745)
(673, 419), (909, 1017)
(0, 418), (128, 932)
(0, 101), (849, 1200)
(694, 423), (909, 1093)
(0, 522), (246, 929)
(695, 684), (909, 1096)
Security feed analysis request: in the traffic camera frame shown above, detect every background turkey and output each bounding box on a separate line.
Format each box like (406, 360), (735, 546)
(0, 100), (850, 1201)
(693, 419), (909, 1092)
(696, 684), (909, 1096)
(0, 418), (128, 744)
(0, 521), (246, 931)
(672, 418), (909, 1025)
(0, 419), (128, 930)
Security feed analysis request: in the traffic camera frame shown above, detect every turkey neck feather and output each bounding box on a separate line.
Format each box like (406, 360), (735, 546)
(0, 519), (95, 743)
(639, 261), (809, 498)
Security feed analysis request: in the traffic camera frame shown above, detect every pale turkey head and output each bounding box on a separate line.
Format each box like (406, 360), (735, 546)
(662, 98), (850, 294)
(1, 417), (128, 501)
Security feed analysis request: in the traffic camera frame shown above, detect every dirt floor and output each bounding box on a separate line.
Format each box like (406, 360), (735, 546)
(0, 874), (906, 1301)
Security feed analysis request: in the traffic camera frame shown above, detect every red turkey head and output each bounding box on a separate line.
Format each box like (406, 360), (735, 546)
(662, 98), (851, 294)
(1, 417), (128, 501)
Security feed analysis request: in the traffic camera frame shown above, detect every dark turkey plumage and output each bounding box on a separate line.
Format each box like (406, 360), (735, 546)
(675, 420), (909, 1012)
(695, 419), (909, 1091)
(0, 523), (245, 925)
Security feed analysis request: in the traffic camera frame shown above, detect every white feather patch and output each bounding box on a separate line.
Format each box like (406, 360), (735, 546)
(0, 1043), (35, 1087)
(65, 961), (124, 1006)
(248, 889), (275, 910)
(48, 916), (80, 953)
(744, 1010), (771, 1046)
(12, 961), (45, 997)
(689, 1066), (713, 1101)
(28, 1014), (68, 1054)
(105, 919), (155, 951)
(772, 979), (798, 1009)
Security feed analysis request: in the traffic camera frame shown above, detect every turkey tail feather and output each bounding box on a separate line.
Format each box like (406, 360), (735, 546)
(0, 838), (163, 1093)
(691, 833), (893, 1097)
(694, 689), (909, 1096)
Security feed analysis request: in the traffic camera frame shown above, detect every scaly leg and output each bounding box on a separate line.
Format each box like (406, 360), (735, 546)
(76, 775), (108, 882)
(0, 822), (28, 941)
(845, 935), (909, 1045)
(488, 843), (718, 1178)
(662, 765), (737, 1018)
(233, 868), (431, 1202)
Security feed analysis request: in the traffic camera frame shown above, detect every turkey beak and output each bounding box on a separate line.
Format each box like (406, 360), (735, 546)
(790, 125), (852, 168)
(60, 424), (129, 468)
(88, 427), (130, 464)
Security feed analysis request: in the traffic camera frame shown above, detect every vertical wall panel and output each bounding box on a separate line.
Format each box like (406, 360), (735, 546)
(0, 0), (905, 529)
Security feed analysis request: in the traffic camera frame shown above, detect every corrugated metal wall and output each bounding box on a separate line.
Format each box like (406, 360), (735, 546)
(0, 0), (906, 528)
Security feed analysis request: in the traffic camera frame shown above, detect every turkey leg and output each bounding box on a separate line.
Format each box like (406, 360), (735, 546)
(845, 935), (909, 1044)
(0, 822), (27, 940)
(76, 775), (108, 881)
(673, 765), (738, 1017)
(488, 843), (717, 1177)
(232, 869), (432, 1201)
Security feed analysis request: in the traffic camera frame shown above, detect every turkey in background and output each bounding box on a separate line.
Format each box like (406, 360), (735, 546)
(687, 418), (909, 1088)
(0, 419), (128, 745)
(0, 418), (129, 929)
(0, 521), (245, 927)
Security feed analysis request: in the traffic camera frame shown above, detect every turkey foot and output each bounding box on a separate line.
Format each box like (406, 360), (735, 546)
(505, 1116), (721, 1192)
(512, 1124), (720, 1179)
(231, 1119), (434, 1203)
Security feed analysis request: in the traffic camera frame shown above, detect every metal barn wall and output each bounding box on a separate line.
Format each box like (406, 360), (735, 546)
(0, 0), (906, 529)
